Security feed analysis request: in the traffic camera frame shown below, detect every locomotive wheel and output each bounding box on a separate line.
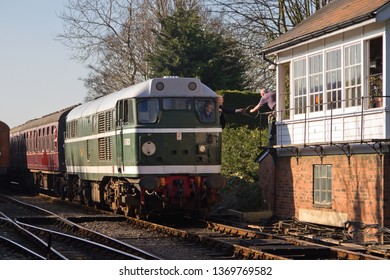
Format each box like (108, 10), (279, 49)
(59, 184), (68, 200)
(111, 198), (122, 214)
(134, 207), (146, 220)
(83, 195), (92, 207)
(122, 206), (134, 217)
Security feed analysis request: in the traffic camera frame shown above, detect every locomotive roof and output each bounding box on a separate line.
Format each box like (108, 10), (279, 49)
(67, 77), (217, 121)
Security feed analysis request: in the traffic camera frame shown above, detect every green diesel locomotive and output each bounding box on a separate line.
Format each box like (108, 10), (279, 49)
(64, 77), (225, 217)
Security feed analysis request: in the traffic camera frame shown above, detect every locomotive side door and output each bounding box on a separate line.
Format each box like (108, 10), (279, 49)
(115, 99), (136, 173)
(115, 100), (125, 173)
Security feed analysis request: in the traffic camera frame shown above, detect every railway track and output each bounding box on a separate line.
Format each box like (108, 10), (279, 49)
(122, 216), (387, 260)
(1, 192), (389, 260)
(0, 194), (160, 260)
(0, 216), (63, 259)
(203, 220), (387, 260)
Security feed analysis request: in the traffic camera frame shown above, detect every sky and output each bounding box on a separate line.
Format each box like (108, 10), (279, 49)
(0, 1), (87, 128)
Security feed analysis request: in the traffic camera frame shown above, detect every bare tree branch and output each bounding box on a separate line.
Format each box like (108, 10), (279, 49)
(208, 0), (333, 90)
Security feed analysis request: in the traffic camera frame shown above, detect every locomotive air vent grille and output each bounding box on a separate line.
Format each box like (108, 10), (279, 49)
(98, 138), (105, 160)
(105, 111), (112, 131)
(98, 137), (112, 161)
(98, 113), (105, 133)
(106, 137), (112, 160)
(86, 140), (91, 160)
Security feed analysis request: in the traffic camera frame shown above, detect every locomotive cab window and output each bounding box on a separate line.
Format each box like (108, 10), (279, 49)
(196, 99), (216, 123)
(163, 98), (192, 110)
(137, 99), (159, 124)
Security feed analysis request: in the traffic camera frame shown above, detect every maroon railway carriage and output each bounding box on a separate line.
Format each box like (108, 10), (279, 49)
(0, 121), (10, 184)
(9, 106), (75, 192)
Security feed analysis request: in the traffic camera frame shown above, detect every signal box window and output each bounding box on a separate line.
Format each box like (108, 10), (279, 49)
(293, 58), (307, 115)
(313, 164), (332, 206)
(137, 99), (159, 123)
(344, 43), (362, 107)
(367, 36), (383, 108)
(309, 53), (324, 112)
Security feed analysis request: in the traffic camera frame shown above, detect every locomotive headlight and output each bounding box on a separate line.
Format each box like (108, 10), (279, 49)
(188, 82), (197, 90)
(142, 141), (156, 156)
(156, 82), (164, 91)
(198, 144), (207, 154)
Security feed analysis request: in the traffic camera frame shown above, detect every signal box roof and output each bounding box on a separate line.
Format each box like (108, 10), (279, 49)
(261, 0), (390, 54)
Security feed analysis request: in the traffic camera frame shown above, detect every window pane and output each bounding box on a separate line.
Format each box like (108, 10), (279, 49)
(196, 99), (216, 123)
(137, 99), (159, 123)
(313, 165), (332, 205)
(326, 49), (342, 110)
(327, 166), (332, 177)
(345, 44), (362, 107)
(163, 98), (192, 110)
(293, 58), (307, 114)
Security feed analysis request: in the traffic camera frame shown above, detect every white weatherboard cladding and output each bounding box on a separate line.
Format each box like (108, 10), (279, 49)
(66, 78), (216, 121)
(277, 111), (385, 145)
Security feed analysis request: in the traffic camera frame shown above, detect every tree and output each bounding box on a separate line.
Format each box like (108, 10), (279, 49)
(58, 0), (166, 99)
(147, 5), (248, 90)
(57, 0), (331, 97)
(58, 0), (224, 98)
(208, 0), (333, 90)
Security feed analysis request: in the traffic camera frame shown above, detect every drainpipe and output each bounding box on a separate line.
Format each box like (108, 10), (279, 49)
(261, 52), (277, 66)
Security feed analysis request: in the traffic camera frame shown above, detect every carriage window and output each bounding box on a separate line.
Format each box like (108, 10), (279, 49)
(196, 99), (216, 123)
(163, 98), (192, 110)
(34, 130), (37, 152)
(137, 99), (159, 123)
(46, 127), (50, 152)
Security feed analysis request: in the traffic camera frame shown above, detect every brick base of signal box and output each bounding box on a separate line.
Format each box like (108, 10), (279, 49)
(258, 150), (390, 244)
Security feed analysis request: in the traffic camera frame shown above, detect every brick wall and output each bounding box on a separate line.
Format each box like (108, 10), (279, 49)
(259, 151), (388, 227)
(258, 152), (276, 211)
(384, 154), (390, 228)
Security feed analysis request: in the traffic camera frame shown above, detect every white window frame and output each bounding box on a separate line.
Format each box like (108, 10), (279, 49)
(308, 53), (324, 114)
(289, 39), (370, 120)
(325, 48), (342, 113)
(344, 42), (362, 110)
(292, 58), (307, 116)
(313, 164), (332, 206)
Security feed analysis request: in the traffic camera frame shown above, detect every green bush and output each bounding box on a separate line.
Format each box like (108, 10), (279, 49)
(218, 126), (268, 211)
(213, 89), (273, 212)
(221, 126), (262, 181)
(218, 177), (262, 212)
